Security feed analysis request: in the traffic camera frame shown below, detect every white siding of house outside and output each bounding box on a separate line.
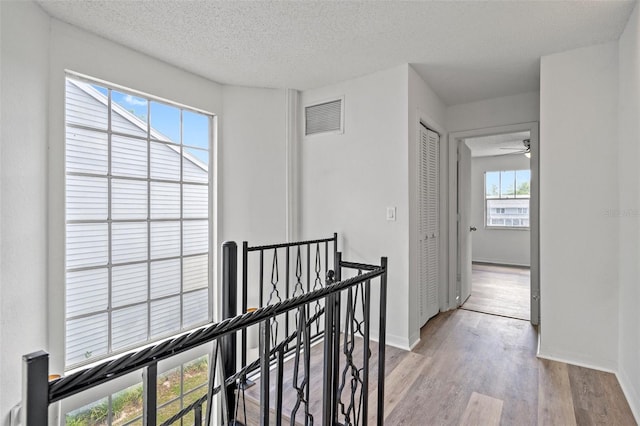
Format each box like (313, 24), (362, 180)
(65, 79), (210, 367)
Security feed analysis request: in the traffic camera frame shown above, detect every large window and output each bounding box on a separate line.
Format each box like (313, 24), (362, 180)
(485, 169), (530, 228)
(65, 355), (209, 425)
(64, 76), (212, 368)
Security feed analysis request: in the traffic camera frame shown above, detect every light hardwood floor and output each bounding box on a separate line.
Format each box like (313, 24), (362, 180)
(240, 309), (636, 425)
(462, 263), (530, 321)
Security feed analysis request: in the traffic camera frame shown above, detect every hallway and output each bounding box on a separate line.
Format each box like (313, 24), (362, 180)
(384, 309), (635, 425)
(462, 263), (530, 321)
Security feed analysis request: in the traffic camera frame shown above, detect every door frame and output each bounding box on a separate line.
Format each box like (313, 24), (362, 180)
(447, 122), (540, 325)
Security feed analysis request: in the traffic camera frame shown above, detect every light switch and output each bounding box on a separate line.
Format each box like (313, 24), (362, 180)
(386, 207), (396, 221)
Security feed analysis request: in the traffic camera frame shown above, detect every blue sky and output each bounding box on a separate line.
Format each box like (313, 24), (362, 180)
(93, 84), (209, 164)
(486, 169), (530, 197)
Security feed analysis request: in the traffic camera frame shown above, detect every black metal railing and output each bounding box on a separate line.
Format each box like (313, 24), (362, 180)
(241, 234), (338, 371)
(21, 237), (387, 426)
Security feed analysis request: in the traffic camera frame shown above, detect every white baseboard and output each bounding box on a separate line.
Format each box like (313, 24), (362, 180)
(472, 258), (530, 268)
(383, 333), (412, 351)
(617, 367), (640, 424)
(536, 351), (616, 374)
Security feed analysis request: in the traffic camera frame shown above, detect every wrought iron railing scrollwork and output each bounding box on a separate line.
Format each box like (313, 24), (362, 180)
(21, 235), (388, 426)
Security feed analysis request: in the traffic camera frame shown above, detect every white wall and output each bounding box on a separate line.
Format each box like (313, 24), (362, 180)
(539, 42), (619, 370)
(0, 2), (50, 423)
(299, 65), (446, 349)
(299, 65), (409, 347)
(617, 2), (640, 419)
(470, 155), (530, 266)
(220, 85), (287, 245)
(407, 66), (447, 344)
(446, 91), (540, 132)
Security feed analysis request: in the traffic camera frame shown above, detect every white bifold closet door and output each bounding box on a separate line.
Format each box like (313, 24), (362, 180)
(419, 126), (440, 326)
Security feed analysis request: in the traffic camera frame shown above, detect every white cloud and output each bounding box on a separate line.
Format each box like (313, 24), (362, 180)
(124, 94), (146, 106)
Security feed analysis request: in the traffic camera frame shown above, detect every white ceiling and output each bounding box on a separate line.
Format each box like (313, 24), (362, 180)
(465, 131), (531, 158)
(37, 0), (636, 106)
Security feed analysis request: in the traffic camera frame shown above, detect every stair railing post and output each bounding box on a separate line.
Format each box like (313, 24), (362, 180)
(222, 241), (238, 423)
(376, 257), (388, 426)
(322, 269), (336, 426)
(22, 350), (49, 426)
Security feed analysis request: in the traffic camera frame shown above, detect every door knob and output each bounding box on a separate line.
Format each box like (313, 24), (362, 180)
(470, 226), (477, 232)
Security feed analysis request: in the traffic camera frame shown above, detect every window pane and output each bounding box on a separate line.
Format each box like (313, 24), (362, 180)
(516, 170), (531, 197)
(183, 289), (209, 327)
(66, 79), (108, 130)
(111, 91), (148, 137)
(66, 313), (108, 365)
(112, 304), (148, 350)
(112, 135), (148, 178)
(150, 142), (180, 181)
(151, 221), (181, 259)
(485, 171), (500, 198)
(183, 148), (209, 183)
(66, 268), (108, 317)
(183, 220), (208, 255)
(66, 223), (108, 269)
(500, 171), (515, 198)
(183, 184), (208, 219)
(183, 254), (208, 291)
(183, 356), (208, 393)
(112, 383), (144, 426)
(157, 366), (181, 406)
(66, 127), (108, 174)
(151, 296), (180, 337)
(112, 263), (148, 307)
(182, 110), (209, 149)
(151, 182), (181, 219)
(65, 397), (109, 426)
(157, 399), (182, 425)
(150, 259), (180, 299)
(66, 175), (108, 221)
(151, 102), (180, 143)
(112, 178), (147, 220)
(112, 222), (148, 264)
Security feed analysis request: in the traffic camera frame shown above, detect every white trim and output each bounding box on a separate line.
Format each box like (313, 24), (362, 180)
(382, 333), (414, 351)
(617, 367), (640, 424)
(472, 258), (530, 268)
(536, 352), (617, 374)
(285, 89), (299, 242)
(448, 122), (540, 324)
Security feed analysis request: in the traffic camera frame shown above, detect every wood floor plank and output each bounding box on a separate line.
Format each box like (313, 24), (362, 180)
(366, 351), (430, 424)
(458, 392), (503, 426)
(538, 359), (577, 426)
(462, 263), (530, 321)
(567, 364), (637, 426)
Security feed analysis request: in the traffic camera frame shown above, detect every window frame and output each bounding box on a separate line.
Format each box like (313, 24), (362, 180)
(63, 74), (216, 369)
(484, 169), (531, 231)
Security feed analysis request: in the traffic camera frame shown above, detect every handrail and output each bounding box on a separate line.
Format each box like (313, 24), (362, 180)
(46, 267), (384, 403)
(246, 235), (336, 252)
(340, 260), (380, 271)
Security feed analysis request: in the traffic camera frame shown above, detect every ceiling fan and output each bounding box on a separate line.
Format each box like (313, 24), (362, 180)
(499, 138), (531, 158)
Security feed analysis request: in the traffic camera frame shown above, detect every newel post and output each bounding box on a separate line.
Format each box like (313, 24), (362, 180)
(222, 241), (238, 423)
(22, 350), (49, 426)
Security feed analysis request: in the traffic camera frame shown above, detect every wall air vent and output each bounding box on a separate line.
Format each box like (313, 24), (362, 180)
(305, 97), (344, 136)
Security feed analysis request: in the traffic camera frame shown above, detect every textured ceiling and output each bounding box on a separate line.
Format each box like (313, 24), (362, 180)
(466, 131), (531, 158)
(38, 0), (636, 105)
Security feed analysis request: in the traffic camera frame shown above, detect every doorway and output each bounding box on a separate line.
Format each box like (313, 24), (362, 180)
(448, 123), (539, 325)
